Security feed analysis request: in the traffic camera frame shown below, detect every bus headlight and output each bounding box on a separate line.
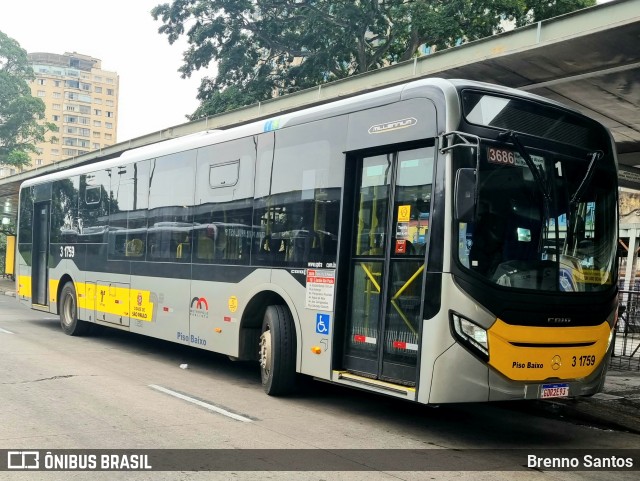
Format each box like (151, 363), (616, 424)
(451, 312), (489, 360)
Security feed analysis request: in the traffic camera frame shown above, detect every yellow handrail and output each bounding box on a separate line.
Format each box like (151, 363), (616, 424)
(360, 263), (381, 293)
(359, 262), (424, 337)
(392, 265), (425, 300)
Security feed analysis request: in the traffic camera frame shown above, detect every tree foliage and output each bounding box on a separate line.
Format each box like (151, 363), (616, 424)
(0, 31), (57, 169)
(515, 0), (595, 26)
(152, 0), (596, 118)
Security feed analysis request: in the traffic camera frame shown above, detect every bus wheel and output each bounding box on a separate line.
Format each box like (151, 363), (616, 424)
(60, 282), (89, 336)
(259, 305), (296, 396)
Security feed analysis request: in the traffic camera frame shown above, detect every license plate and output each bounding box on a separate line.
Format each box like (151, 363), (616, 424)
(541, 383), (570, 399)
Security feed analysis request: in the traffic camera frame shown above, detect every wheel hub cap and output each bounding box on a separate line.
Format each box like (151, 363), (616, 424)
(259, 330), (271, 372)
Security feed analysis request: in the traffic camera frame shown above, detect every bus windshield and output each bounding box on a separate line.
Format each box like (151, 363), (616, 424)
(456, 96), (618, 292)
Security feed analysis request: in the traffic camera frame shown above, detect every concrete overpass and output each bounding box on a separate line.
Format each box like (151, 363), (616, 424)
(1, 0), (639, 221)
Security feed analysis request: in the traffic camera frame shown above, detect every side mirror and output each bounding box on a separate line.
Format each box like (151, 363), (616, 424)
(455, 168), (476, 223)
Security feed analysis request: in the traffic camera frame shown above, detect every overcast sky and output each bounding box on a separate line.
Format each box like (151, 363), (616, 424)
(0, 1), (211, 142)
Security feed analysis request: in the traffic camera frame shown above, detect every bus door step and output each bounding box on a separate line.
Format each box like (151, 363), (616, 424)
(332, 370), (416, 398)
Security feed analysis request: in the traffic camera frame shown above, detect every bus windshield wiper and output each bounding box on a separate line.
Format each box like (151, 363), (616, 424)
(497, 130), (552, 223)
(570, 150), (603, 207)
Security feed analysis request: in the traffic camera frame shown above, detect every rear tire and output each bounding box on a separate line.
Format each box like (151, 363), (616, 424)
(259, 305), (296, 395)
(60, 282), (89, 336)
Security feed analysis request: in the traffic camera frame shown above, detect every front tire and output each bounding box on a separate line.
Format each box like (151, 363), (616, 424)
(60, 282), (89, 336)
(259, 305), (296, 396)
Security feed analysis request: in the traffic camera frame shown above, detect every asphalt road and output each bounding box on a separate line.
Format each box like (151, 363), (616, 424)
(1, 295), (638, 481)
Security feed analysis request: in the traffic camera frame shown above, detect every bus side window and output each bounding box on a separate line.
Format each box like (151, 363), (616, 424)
(196, 138), (256, 266)
(258, 120), (345, 268)
(148, 152), (196, 262)
(108, 161), (150, 261)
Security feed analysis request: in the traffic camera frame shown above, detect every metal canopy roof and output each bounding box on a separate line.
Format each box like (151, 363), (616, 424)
(1, 0), (639, 211)
(434, 0), (640, 188)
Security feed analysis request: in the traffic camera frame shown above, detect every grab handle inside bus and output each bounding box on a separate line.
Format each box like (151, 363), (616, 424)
(455, 168), (476, 223)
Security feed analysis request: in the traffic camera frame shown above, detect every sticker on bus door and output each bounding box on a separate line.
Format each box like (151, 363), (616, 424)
(395, 240), (407, 254)
(316, 314), (330, 334)
(305, 269), (335, 310)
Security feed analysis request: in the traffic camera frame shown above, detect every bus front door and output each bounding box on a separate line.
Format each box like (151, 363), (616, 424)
(32, 202), (50, 307)
(343, 148), (433, 386)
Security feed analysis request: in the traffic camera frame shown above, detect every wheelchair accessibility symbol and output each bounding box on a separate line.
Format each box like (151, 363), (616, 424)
(316, 314), (330, 334)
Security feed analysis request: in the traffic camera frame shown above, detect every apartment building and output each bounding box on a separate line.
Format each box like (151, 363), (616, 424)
(0, 52), (119, 178)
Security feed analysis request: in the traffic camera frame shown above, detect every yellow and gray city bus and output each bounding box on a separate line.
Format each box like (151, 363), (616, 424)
(16, 78), (619, 403)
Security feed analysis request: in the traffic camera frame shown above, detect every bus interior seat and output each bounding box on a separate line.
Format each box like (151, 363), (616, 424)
(254, 235), (271, 262)
(271, 238), (286, 262)
(176, 242), (191, 259)
(126, 238), (143, 257)
(169, 239), (179, 258)
(198, 236), (215, 261)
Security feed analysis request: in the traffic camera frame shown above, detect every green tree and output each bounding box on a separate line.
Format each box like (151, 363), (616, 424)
(515, 0), (595, 26)
(152, 0), (595, 118)
(0, 31), (57, 169)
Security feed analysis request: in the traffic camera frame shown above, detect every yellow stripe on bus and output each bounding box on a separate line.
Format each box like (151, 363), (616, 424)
(18, 275), (31, 298)
(79, 282), (155, 322)
(18, 276), (154, 322)
(488, 319), (611, 381)
(49, 279), (59, 304)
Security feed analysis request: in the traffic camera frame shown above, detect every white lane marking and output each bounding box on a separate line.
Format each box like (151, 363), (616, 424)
(0, 327), (14, 334)
(148, 384), (252, 423)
